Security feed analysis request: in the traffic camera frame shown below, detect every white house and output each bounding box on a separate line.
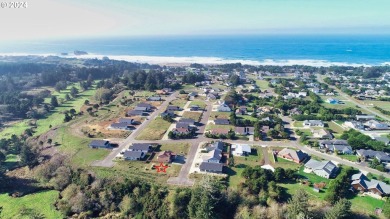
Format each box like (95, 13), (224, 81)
(304, 159), (338, 179)
(231, 144), (251, 156)
(303, 120), (324, 127)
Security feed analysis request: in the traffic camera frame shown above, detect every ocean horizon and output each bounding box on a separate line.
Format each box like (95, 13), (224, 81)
(1, 35), (390, 66)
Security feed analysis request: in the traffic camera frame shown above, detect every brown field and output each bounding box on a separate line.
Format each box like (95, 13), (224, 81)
(182, 111), (203, 122)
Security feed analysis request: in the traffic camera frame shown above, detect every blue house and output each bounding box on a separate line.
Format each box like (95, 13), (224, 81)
(89, 140), (111, 149)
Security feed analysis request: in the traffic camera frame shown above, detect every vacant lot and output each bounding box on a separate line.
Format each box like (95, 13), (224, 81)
(182, 111), (203, 122)
(227, 148), (264, 188)
(0, 190), (63, 219)
(190, 100), (207, 109)
(158, 143), (190, 155)
(206, 124), (235, 131)
(210, 112), (231, 119)
(170, 99), (188, 108)
(136, 117), (171, 140)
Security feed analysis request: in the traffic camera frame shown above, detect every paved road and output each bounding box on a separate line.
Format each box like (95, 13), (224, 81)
(91, 92), (179, 167)
(317, 74), (390, 121)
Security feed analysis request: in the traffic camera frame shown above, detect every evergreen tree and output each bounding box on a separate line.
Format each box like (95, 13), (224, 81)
(287, 189), (309, 219)
(50, 96), (59, 107)
(324, 199), (351, 219)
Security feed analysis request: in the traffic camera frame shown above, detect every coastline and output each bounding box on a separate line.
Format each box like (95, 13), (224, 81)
(0, 53), (378, 67)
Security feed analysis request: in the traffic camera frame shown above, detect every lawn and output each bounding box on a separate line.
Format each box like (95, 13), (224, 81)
(210, 112), (231, 119)
(190, 100), (207, 109)
(293, 121), (303, 128)
(93, 160), (182, 185)
(297, 166), (330, 184)
(238, 115), (258, 122)
(339, 154), (358, 162)
(327, 121), (345, 134)
(349, 195), (385, 216)
(158, 143), (190, 155)
(0, 190), (63, 219)
(227, 148), (264, 188)
(273, 156), (302, 169)
(170, 99), (188, 108)
(182, 111), (203, 122)
(0, 83), (97, 139)
(365, 100), (390, 111)
(255, 80), (270, 90)
(3, 154), (20, 170)
(0, 120), (30, 139)
(205, 124), (235, 131)
(135, 117), (171, 140)
(56, 126), (110, 166)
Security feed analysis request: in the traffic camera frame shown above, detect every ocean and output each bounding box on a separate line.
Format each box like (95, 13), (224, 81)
(1, 35), (390, 66)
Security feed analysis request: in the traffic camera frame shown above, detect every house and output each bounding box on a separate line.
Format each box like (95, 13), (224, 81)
(234, 127), (254, 135)
(199, 162), (223, 173)
(134, 106), (148, 112)
(176, 122), (191, 129)
(127, 110), (148, 117)
(188, 92), (198, 99)
(208, 128), (230, 135)
(303, 120), (324, 127)
(137, 103), (152, 111)
(311, 129), (333, 139)
(167, 105), (181, 111)
(119, 118), (135, 124)
(161, 110), (175, 117)
(202, 146), (222, 163)
(343, 121), (364, 130)
(214, 119), (230, 125)
(356, 149), (390, 163)
(277, 148), (308, 163)
(157, 151), (176, 163)
(123, 151), (144, 160)
(236, 106), (247, 115)
(356, 114), (376, 121)
(190, 105), (201, 111)
(217, 103), (231, 112)
(318, 140), (353, 154)
(231, 144), (251, 156)
(128, 143), (152, 153)
(364, 120), (389, 130)
(351, 172), (390, 198)
(207, 93), (218, 100)
(109, 122), (134, 131)
(172, 127), (191, 135)
(89, 140), (111, 149)
(147, 96), (162, 101)
(304, 159), (338, 179)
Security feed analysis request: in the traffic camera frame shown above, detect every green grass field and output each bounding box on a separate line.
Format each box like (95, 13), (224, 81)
(339, 154), (358, 162)
(158, 143), (190, 155)
(210, 112), (231, 119)
(170, 99), (188, 108)
(293, 121), (303, 128)
(190, 100), (207, 109)
(365, 100), (390, 111)
(0, 190), (63, 219)
(238, 115), (258, 122)
(227, 148), (264, 188)
(206, 124), (235, 131)
(182, 111), (203, 122)
(255, 80), (270, 90)
(3, 154), (20, 169)
(56, 126), (109, 166)
(135, 117), (171, 140)
(0, 83), (97, 139)
(349, 195), (385, 216)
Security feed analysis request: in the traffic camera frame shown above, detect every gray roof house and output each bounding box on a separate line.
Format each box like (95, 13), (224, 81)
(137, 103), (152, 111)
(109, 122), (133, 131)
(147, 96), (162, 101)
(179, 118), (196, 126)
(214, 119), (230, 125)
(357, 149), (390, 163)
(217, 103), (231, 112)
(199, 162), (223, 173)
(356, 114), (376, 121)
(319, 140), (352, 154)
(304, 159), (338, 179)
(374, 137), (390, 145)
(128, 143), (152, 153)
(189, 105), (201, 111)
(123, 151), (144, 160)
(235, 127), (255, 135)
(119, 118), (135, 124)
(89, 140), (111, 149)
(127, 110), (148, 117)
(351, 172), (390, 197)
(303, 120), (324, 127)
(167, 105), (181, 111)
(176, 122), (190, 129)
(364, 120), (389, 130)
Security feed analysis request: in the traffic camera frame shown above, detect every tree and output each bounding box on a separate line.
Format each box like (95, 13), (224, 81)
(324, 199), (351, 219)
(325, 167), (354, 204)
(70, 87), (79, 98)
(0, 151), (5, 163)
(51, 96), (59, 107)
(20, 144), (38, 168)
(287, 189), (309, 219)
(168, 131), (175, 139)
(228, 157), (235, 167)
(65, 94), (71, 101)
(383, 198), (390, 219)
(47, 139), (52, 145)
(84, 100), (90, 105)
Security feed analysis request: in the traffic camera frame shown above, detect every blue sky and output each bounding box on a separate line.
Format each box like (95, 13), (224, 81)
(1, 0), (389, 40)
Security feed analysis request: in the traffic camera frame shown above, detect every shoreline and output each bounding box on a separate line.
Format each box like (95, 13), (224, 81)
(0, 53), (379, 67)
